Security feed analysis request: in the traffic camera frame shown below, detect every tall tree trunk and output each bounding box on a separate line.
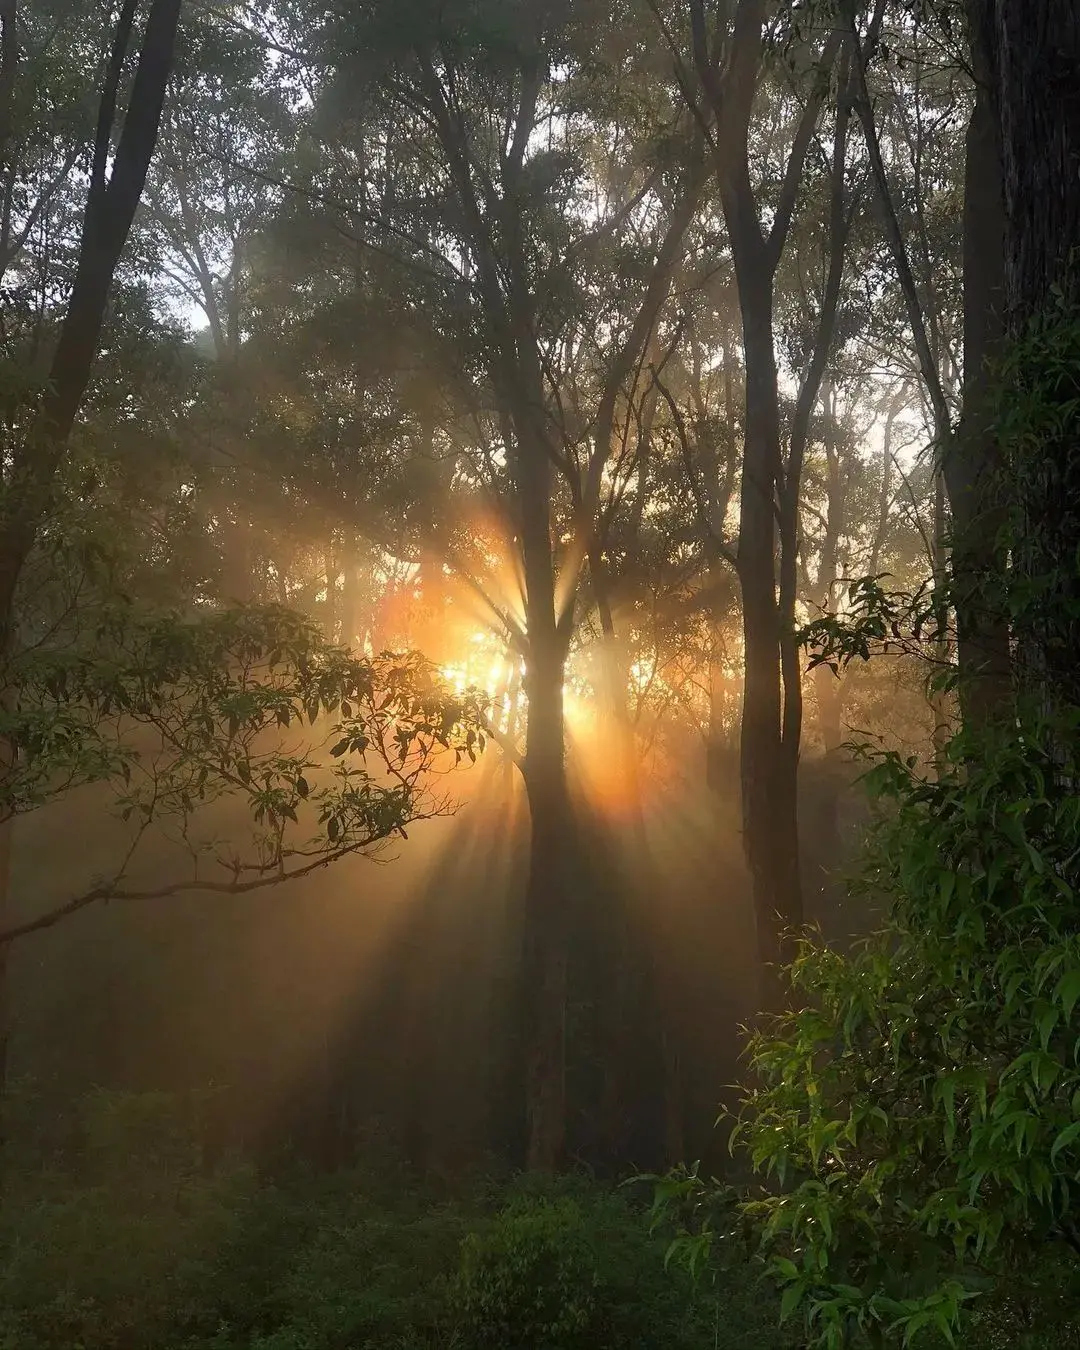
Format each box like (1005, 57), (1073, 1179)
(705, 558), (737, 793)
(519, 620), (571, 1172)
(732, 246), (801, 1000)
(991, 0), (1080, 709)
(587, 546), (652, 1168)
(421, 56), (575, 1170)
(930, 467), (952, 765)
(0, 784), (10, 1155)
(340, 545), (366, 651)
(0, 0), (182, 637)
(946, 0), (1013, 731)
(681, 0), (838, 1007)
(994, 2), (1080, 323)
(508, 239), (572, 1169)
(323, 548), (339, 642)
(869, 391), (903, 576)
(808, 383), (847, 911)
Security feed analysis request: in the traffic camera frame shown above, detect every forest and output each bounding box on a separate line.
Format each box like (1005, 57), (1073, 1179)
(0, 0), (1078, 1345)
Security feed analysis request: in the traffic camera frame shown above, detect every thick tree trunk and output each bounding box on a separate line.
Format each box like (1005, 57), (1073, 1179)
(991, 0), (1080, 709)
(994, 2), (1080, 325)
(586, 548), (653, 1167)
(0, 804), (9, 1152)
(340, 547), (366, 651)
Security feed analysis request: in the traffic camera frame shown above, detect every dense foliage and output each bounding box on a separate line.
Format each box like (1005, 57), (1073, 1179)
(737, 716), (1080, 1347)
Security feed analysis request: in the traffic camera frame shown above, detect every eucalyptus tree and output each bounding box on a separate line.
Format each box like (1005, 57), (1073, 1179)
(223, 0), (710, 1169)
(645, 0), (861, 999)
(139, 13), (294, 363)
(664, 12), (1080, 1342)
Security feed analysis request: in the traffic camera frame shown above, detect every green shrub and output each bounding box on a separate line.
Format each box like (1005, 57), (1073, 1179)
(446, 1179), (720, 1350)
(729, 717), (1080, 1348)
(449, 1194), (601, 1347)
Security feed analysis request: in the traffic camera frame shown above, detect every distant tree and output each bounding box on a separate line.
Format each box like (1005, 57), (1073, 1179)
(653, 0), (850, 1001)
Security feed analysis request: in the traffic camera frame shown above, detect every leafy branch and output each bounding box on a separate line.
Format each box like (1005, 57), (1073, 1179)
(0, 604), (488, 946)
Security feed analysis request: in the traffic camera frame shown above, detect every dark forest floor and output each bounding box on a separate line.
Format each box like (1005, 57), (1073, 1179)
(0, 1090), (792, 1350)
(0, 1089), (1076, 1349)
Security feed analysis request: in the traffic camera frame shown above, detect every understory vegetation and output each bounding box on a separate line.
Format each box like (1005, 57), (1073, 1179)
(0, 1089), (788, 1350)
(4, 1086), (1079, 1349)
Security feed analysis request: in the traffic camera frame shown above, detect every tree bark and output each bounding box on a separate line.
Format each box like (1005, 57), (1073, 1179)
(507, 245), (573, 1175)
(416, 52), (575, 1168)
(732, 245), (801, 994)
(519, 622), (571, 1173)
(946, 0), (1013, 731)
(990, 0), (1080, 710)
(994, 2), (1080, 327)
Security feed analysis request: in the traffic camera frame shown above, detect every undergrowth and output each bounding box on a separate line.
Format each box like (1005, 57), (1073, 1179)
(0, 1086), (792, 1350)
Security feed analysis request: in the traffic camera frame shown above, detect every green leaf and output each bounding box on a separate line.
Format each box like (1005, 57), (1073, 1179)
(779, 1282), (804, 1323)
(1056, 968), (1080, 1021)
(1051, 1120), (1080, 1165)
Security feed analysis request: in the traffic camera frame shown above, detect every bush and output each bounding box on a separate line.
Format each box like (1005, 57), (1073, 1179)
(727, 716), (1080, 1348)
(446, 1177), (728, 1350)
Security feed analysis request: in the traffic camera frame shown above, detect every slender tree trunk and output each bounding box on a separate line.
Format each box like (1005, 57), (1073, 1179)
(323, 548), (338, 642)
(682, 0), (838, 1008)
(930, 467), (952, 765)
(814, 663), (843, 755)
(0, 0), (182, 638)
(732, 247), (801, 1000)
(703, 330), (739, 795)
(509, 273), (572, 1169)
(705, 558), (736, 793)
(869, 392), (902, 576)
(520, 624), (571, 1172)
